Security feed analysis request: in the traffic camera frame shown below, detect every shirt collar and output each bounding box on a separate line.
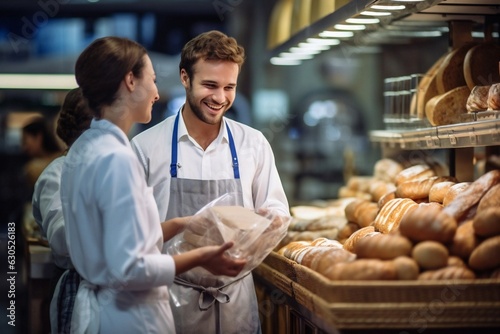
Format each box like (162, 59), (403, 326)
(90, 118), (131, 148)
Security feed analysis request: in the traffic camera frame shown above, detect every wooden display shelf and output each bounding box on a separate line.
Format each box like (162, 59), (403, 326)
(254, 252), (500, 331)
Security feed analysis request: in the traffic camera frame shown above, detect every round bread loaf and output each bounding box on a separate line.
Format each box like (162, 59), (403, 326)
(399, 203), (457, 243)
(372, 198), (418, 234)
(473, 207), (500, 237)
(412, 241), (449, 270)
(468, 235), (500, 270)
(466, 85), (491, 112)
(429, 181), (456, 203)
(488, 83), (500, 110)
(393, 256), (420, 280)
(464, 43), (500, 90)
(436, 42), (476, 94)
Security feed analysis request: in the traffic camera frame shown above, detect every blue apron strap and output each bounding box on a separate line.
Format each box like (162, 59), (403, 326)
(170, 112), (180, 178)
(225, 123), (240, 179)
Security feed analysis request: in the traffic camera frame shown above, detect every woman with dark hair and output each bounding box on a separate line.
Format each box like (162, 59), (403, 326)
(32, 87), (93, 334)
(60, 36), (245, 333)
(22, 115), (64, 188)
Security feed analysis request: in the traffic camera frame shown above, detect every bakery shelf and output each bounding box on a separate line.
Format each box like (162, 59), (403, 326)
(370, 117), (500, 150)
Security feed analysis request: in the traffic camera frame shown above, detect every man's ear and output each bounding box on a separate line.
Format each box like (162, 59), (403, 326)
(123, 71), (135, 92)
(180, 69), (189, 88)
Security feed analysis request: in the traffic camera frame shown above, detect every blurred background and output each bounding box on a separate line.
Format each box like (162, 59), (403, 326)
(0, 0), (495, 333)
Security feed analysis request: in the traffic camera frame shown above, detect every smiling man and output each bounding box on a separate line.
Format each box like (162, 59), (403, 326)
(131, 30), (290, 334)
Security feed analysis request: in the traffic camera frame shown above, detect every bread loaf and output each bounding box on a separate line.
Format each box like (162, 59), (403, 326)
(417, 53), (448, 119)
(442, 182), (471, 206)
(466, 85), (491, 112)
(354, 234), (413, 260)
(372, 198), (418, 234)
(464, 43), (500, 90)
(344, 199), (378, 228)
(393, 256), (420, 280)
(447, 256), (466, 268)
(377, 190), (396, 209)
(399, 203), (457, 243)
(443, 170), (500, 221)
(425, 86), (471, 126)
(477, 183), (500, 212)
(338, 222), (359, 242)
(394, 164), (436, 186)
(468, 235), (500, 270)
(323, 259), (398, 281)
(473, 207), (500, 237)
(342, 226), (377, 252)
(488, 83), (500, 110)
(395, 176), (457, 200)
(369, 180), (397, 203)
(429, 181), (456, 203)
(373, 158), (404, 183)
(449, 220), (480, 260)
(412, 241), (449, 270)
(436, 43), (476, 94)
(418, 266), (475, 280)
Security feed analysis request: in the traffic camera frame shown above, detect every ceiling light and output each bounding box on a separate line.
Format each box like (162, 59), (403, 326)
(346, 17), (380, 24)
(390, 0), (424, 2)
(289, 47), (322, 55)
(0, 74), (77, 90)
(319, 30), (354, 38)
(306, 38), (341, 46)
(371, 5), (406, 10)
(279, 52), (314, 60)
(270, 57), (302, 66)
(334, 24), (366, 31)
(360, 10), (392, 16)
(298, 43), (331, 51)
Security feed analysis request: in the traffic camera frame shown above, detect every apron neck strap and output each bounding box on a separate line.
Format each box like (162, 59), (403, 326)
(170, 111), (240, 179)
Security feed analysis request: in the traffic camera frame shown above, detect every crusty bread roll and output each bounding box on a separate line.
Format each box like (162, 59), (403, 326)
(323, 259), (397, 281)
(464, 43), (500, 90)
(373, 158), (404, 183)
(338, 222), (359, 242)
(447, 256), (466, 268)
(369, 180), (397, 203)
(473, 207), (500, 238)
(412, 241), (449, 270)
(354, 234), (413, 260)
(429, 181), (456, 203)
(488, 83), (500, 110)
(442, 182), (471, 206)
(399, 203), (457, 243)
(449, 220), (480, 260)
(436, 43), (476, 94)
(394, 164), (436, 186)
(342, 226), (377, 252)
(395, 176), (457, 200)
(372, 198), (418, 234)
(393, 256), (420, 280)
(377, 190), (396, 210)
(305, 247), (356, 274)
(467, 85), (491, 112)
(443, 170), (500, 221)
(477, 183), (500, 212)
(468, 235), (500, 270)
(344, 199), (378, 228)
(425, 86), (471, 126)
(418, 266), (475, 280)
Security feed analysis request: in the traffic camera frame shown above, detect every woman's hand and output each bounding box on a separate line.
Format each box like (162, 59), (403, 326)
(173, 241), (246, 277)
(161, 216), (192, 241)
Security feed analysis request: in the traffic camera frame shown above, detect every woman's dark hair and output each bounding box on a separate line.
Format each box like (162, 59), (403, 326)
(56, 87), (93, 147)
(179, 30), (245, 80)
(22, 116), (62, 154)
(75, 36), (147, 118)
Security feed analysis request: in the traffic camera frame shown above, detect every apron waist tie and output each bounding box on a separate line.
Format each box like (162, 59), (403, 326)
(174, 272), (250, 334)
